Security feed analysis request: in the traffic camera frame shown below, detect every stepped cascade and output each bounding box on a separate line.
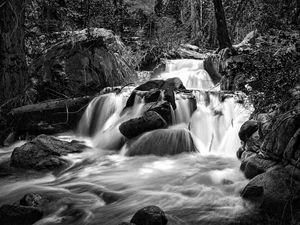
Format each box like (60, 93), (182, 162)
(0, 59), (253, 225)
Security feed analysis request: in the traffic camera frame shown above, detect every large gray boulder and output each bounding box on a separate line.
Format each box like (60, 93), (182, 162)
(31, 28), (136, 99)
(10, 135), (86, 170)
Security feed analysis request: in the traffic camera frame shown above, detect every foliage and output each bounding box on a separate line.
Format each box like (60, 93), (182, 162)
(224, 31), (300, 112)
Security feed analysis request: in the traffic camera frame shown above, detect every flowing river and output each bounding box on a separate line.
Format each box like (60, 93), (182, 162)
(0, 59), (254, 225)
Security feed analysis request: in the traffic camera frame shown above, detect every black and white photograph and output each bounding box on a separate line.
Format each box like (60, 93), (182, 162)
(0, 0), (299, 224)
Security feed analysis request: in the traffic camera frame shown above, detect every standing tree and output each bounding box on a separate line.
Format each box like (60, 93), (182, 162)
(212, 0), (232, 51)
(0, 0), (28, 105)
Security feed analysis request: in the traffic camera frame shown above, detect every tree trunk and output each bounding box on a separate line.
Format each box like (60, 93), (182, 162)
(212, 0), (232, 50)
(0, 0), (28, 105)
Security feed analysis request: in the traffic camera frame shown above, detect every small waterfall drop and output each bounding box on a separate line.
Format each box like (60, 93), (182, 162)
(0, 59), (254, 225)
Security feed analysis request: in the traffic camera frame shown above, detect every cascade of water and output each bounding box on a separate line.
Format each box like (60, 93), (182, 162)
(0, 59), (254, 225)
(77, 59), (251, 157)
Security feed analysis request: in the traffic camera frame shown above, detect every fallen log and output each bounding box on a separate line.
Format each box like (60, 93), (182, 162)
(10, 96), (93, 116)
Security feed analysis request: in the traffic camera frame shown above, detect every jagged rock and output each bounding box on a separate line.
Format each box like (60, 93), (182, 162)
(239, 120), (259, 143)
(242, 168), (300, 219)
(130, 205), (168, 225)
(10, 134), (86, 170)
(240, 154), (278, 179)
(0, 204), (43, 225)
(125, 127), (197, 156)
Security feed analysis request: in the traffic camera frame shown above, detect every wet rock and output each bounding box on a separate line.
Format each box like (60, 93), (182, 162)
(238, 120), (259, 143)
(130, 205), (168, 225)
(126, 127), (197, 156)
(10, 134), (86, 170)
(120, 110), (168, 139)
(0, 204), (43, 225)
(241, 154), (278, 179)
(20, 193), (43, 207)
(242, 168), (300, 219)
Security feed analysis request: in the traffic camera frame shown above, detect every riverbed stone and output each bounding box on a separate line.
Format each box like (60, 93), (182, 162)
(0, 204), (43, 225)
(130, 205), (168, 225)
(10, 134), (86, 170)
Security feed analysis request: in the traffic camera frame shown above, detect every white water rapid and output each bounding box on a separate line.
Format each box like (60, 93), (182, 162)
(0, 59), (253, 225)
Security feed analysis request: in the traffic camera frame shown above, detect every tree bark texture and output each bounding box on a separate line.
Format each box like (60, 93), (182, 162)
(212, 0), (232, 50)
(0, 0), (28, 105)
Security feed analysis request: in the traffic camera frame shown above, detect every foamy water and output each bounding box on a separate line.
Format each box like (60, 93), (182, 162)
(0, 59), (253, 225)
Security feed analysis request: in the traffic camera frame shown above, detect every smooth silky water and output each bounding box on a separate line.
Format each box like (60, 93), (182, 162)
(0, 59), (253, 225)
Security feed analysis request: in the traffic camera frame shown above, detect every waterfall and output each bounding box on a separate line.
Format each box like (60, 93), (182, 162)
(0, 59), (253, 225)
(78, 59), (251, 157)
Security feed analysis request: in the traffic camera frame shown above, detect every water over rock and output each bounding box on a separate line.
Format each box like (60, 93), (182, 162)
(130, 205), (168, 225)
(10, 134), (86, 170)
(125, 127), (197, 157)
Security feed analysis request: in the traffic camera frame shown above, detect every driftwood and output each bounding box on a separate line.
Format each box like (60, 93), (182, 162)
(10, 96), (93, 116)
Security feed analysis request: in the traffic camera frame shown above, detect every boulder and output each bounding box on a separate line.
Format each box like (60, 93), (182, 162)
(130, 206), (168, 225)
(261, 111), (300, 160)
(120, 111), (167, 139)
(0, 204), (43, 225)
(10, 135), (86, 170)
(238, 120), (259, 143)
(125, 128), (197, 156)
(240, 154), (278, 179)
(241, 168), (300, 219)
(31, 28), (136, 100)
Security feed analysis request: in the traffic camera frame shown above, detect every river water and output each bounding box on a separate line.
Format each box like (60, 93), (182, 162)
(0, 59), (253, 225)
